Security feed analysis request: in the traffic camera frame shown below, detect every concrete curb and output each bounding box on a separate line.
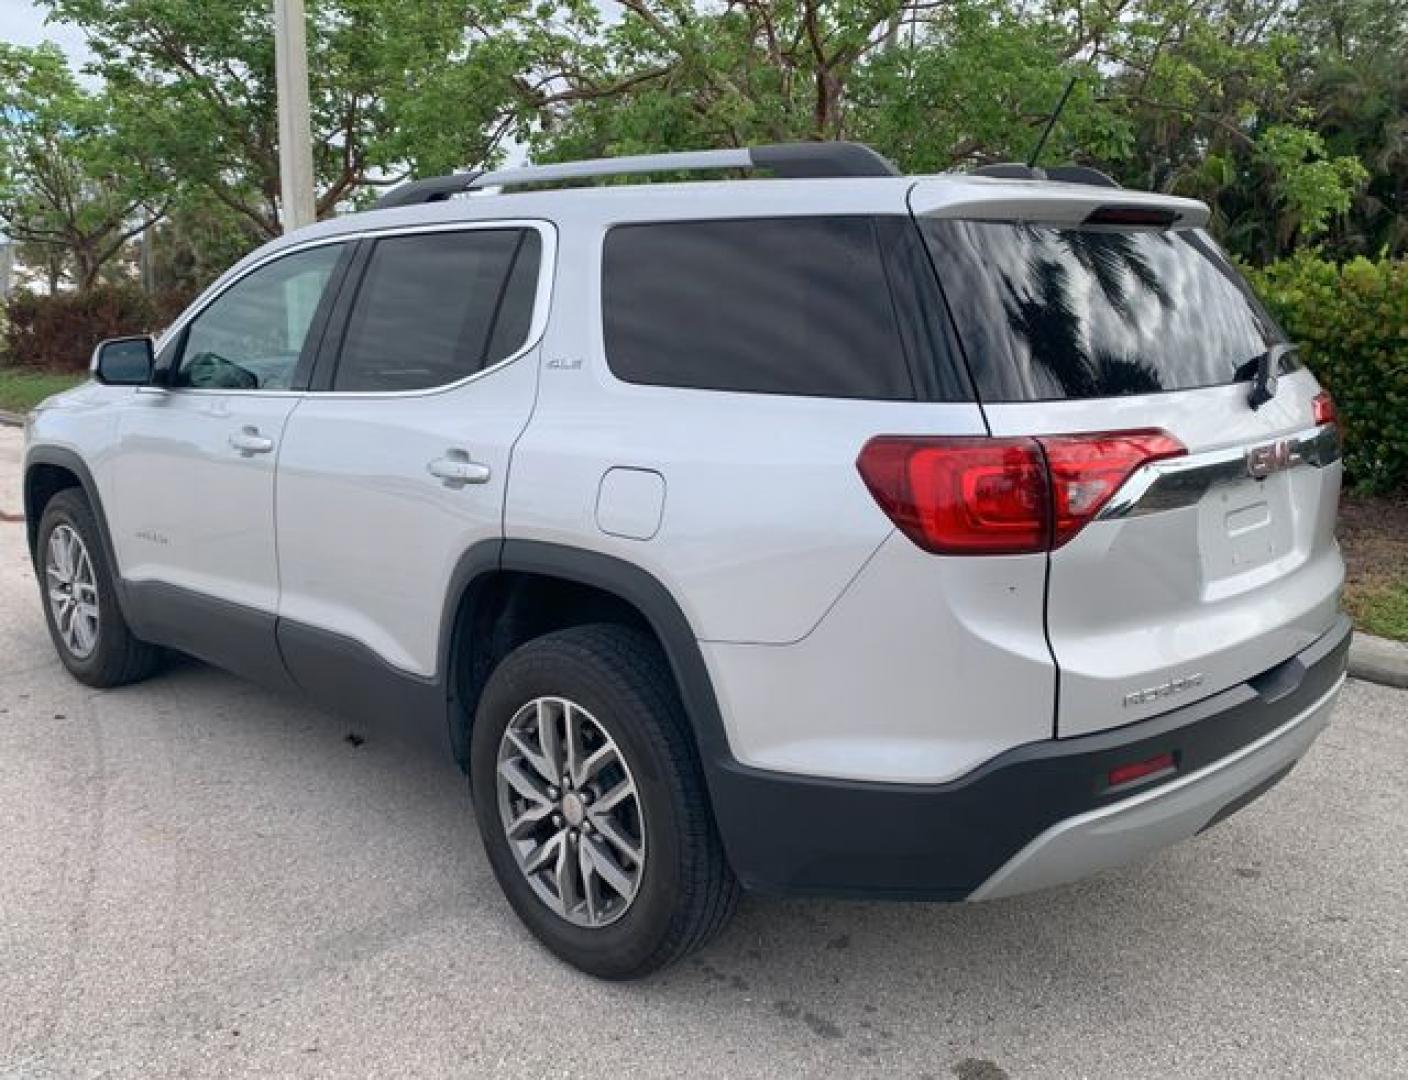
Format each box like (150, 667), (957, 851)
(1349, 632), (1408, 689)
(0, 409), (25, 428)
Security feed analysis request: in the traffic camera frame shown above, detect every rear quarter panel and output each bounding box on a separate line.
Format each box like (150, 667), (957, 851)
(504, 185), (990, 646)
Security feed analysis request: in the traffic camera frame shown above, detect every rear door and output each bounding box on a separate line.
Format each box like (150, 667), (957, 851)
(911, 181), (1343, 737)
(274, 222), (550, 697)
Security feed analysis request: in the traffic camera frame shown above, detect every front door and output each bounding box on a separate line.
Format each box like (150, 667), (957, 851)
(107, 242), (348, 676)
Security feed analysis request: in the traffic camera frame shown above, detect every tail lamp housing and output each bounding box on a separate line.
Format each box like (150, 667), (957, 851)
(1311, 390), (1337, 427)
(857, 430), (1187, 555)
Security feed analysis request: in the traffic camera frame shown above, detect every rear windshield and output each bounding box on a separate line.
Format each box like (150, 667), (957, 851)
(920, 220), (1288, 401)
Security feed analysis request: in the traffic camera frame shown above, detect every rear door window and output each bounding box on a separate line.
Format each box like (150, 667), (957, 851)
(919, 220), (1287, 401)
(603, 216), (939, 400)
(332, 228), (540, 392)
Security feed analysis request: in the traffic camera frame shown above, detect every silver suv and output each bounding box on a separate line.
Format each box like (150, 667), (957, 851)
(24, 143), (1349, 978)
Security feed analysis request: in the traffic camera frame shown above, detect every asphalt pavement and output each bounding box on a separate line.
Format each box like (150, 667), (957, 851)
(1, 424), (1405, 1078)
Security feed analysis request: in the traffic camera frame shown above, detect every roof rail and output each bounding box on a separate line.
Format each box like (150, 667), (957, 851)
(372, 171), (483, 210)
(471, 142), (899, 190)
(972, 162), (1121, 189)
(371, 142), (900, 209)
(1046, 165), (1121, 189)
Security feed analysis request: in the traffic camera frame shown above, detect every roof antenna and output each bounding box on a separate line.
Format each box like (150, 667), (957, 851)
(1027, 76), (1078, 169)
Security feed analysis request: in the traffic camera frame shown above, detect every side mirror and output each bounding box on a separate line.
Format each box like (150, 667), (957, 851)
(92, 335), (156, 386)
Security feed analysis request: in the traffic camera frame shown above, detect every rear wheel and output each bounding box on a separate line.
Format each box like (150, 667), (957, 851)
(470, 624), (739, 979)
(36, 489), (162, 688)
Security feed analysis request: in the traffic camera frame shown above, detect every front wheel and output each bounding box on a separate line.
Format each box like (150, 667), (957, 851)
(36, 489), (162, 688)
(470, 624), (739, 979)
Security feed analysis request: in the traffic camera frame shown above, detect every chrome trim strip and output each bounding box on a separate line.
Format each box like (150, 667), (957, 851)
(1097, 424), (1340, 520)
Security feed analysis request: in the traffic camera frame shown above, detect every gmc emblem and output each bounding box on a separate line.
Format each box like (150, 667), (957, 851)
(1245, 438), (1304, 480)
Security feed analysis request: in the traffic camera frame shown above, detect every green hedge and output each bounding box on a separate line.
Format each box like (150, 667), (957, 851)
(1245, 254), (1408, 493)
(2, 285), (199, 373)
(3, 285), (158, 373)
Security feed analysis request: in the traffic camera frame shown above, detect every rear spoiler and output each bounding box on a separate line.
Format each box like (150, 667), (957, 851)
(907, 178), (1209, 229)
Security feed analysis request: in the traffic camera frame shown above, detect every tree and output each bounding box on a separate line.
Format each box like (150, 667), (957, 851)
(513, 0), (913, 160)
(521, 0), (1372, 262)
(1289, 0), (1408, 256)
(146, 190), (264, 301)
(0, 43), (165, 292)
(47, 0), (532, 238)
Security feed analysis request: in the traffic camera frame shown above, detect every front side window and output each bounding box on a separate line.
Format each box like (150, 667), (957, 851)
(331, 228), (541, 393)
(174, 243), (344, 391)
(602, 217), (919, 400)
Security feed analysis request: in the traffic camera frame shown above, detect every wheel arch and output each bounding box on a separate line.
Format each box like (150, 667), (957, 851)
(443, 541), (733, 776)
(23, 448), (122, 586)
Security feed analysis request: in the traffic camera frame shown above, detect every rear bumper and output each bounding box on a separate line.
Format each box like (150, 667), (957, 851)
(969, 671), (1339, 899)
(706, 614), (1351, 899)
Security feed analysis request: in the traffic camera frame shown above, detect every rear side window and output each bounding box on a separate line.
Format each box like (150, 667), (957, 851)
(333, 228), (540, 392)
(602, 217), (921, 400)
(920, 220), (1287, 401)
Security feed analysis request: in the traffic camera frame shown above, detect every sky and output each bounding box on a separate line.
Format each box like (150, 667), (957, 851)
(1, 0), (94, 72)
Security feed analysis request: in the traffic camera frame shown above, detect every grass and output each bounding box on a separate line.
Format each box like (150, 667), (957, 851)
(1338, 491), (1408, 642)
(1345, 578), (1408, 642)
(0, 369), (87, 414)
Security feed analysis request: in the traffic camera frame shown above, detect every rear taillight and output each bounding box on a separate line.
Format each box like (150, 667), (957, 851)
(1039, 431), (1186, 546)
(856, 430), (1186, 555)
(855, 437), (1048, 554)
(1312, 390), (1337, 427)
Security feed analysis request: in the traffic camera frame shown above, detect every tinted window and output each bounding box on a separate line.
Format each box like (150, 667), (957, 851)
(175, 244), (344, 390)
(333, 229), (540, 392)
(603, 217), (916, 400)
(920, 221), (1287, 401)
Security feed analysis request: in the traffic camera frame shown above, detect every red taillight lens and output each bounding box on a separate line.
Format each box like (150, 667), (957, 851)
(856, 430), (1186, 555)
(856, 437), (1048, 554)
(1107, 751), (1176, 789)
(1040, 430), (1186, 546)
(1312, 390), (1337, 427)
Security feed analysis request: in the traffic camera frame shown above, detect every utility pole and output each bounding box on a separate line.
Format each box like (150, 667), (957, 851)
(139, 228), (154, 295)
(274, 0), (317, 232)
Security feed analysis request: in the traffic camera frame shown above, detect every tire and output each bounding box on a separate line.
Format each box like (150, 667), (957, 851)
(36, 488), (162, 688)
(470, 623), (740, 979)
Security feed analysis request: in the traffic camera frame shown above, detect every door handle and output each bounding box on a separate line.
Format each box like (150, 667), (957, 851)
(428, 450), (491, 486)
(229, 426), (275, 455)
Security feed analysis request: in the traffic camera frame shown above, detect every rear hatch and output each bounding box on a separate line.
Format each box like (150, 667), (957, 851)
(909, 179), (1344, 737)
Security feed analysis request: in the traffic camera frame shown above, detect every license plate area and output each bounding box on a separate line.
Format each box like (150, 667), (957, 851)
(1197, 473), (1298, 593)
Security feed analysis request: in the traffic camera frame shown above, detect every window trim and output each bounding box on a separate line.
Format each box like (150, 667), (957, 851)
(147, 219), (557, 400)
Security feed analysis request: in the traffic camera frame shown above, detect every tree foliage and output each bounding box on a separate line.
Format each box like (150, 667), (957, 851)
(517, 0), (1393, 261)
(45, 0), (530, 236)
(1, 0), (1403, 290)
(0, 43), (165, 291)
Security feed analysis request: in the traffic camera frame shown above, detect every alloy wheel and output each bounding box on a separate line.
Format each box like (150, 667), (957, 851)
(45, 524), (100, 660)
(495, 696), (646, 927)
